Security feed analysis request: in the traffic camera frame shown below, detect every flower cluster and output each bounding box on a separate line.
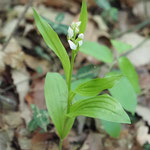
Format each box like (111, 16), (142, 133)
(67, 21), (84, 50)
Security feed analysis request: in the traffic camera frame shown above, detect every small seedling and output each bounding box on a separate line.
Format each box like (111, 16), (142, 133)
(33, 0), (131, 149)
(28, 104), (49, 132)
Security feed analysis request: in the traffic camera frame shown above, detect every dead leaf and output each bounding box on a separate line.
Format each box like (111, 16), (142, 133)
(11, 68), (31, 124)
(84, 17), (109, 42)
(0, 50), (6, 74)
(2, 19), (18, 38)
(80, 132), (104, 150)
(32, 132), (55, 150)
(117, 11), (129, 33)
(15, 36), (32, 49)
(136, 124), (150, 146)
(4, 38), (25, 69)
(138, 67), (150, 90)
(18, 137), (31, 150)
(77, 116), (86, 134)
(35, 5), (74, 25)
(24, 54), (51, 74)
(26, 77), (46, 109)
(93, 15), (108, 32)
(0, 0), (11, 11)
(133, 1), (150, 19)
(136, 105), (150, 126)
(3, 112), (23, 128)
(42, 0), (79, 14)
(120, 0), (136, 8)
(119, 33), (150, 66)
(0, 131), (12, 150)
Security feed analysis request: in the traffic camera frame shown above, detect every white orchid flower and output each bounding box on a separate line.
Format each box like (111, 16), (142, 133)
(76, 21), (81, 27)
(71, 21), (81, 34)
(68, 27), (74, 39)
(71, 21), (81, 28)
(79, 40), (83, 46)
(68, 40), (77, 50)
(78, 33), (84, 40)
(75, 28), (79, 34)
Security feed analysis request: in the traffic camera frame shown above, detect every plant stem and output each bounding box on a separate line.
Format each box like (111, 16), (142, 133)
(68, 51), (75, 92)
(67, 51), (76, 113)
(59, 139), (63, 150)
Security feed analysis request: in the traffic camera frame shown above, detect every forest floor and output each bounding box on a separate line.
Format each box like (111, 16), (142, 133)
(0, 0), (150, 149)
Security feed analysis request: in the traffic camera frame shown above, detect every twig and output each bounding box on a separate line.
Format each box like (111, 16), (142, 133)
(111, 17), (150, 38)
(1, 0), (34, 51)
(121, 35), (150, 57)
(107, 35), (150, 72)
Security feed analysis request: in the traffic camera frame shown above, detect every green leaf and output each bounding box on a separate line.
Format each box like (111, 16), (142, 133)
(76, 65), (99, 80)
(62, 117), (74, 138)
(44, 73), (73, 139)
(79, 0), (88, 33)
(72, 78), (91, 103)
(111, 40), (132, 54)
(95, 0), (111, 10)
(109, 8), (118, 21)
(43, 16), (68, 35)
(74, 74), (122, 96)
(28, 104), (49, 132)
(33, 9), (70, 83)
(28, 120), (38, 132)
(101, 120), (121, 138)
(80, 41), (113, 63)
(67, 94), (130, 124)
(119, 57), (141, 93)
(55, 13), (65, 23)
(109, 76), (137, 114)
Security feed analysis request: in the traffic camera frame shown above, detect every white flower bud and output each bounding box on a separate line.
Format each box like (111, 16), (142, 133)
(79, 40), (83, 46)
(68, 27), (74, 39)
(76, 21), (81, 27)
(68, 40), (77, 50)
(75, 28), (79, 34)
(71, 21), (81, 28)
(71, 21), (81, 34)
(78, 33), (84, 40)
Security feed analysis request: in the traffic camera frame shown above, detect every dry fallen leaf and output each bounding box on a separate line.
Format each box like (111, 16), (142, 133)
(3, 112), (23, 128)
(117, 11), (129, 33)
(0, 50), (6, 74)
(11, 68), (31, 124)
(4, 38), (25, 69)
(26, 77), (46, 109)
(84, 17), (109, 42)
(119, 33), (150, 67)
(136, 124), (150, 146)
(35, 5), (74, 25)
(120, 0), (136, 8)
(0, 131), (12, 150)
(133, 1), (150, 19)
(136, 105), (150, 126)
(31, 132), (55, 150)
(80, 132), (104, 150)
(24, 54), (51, 74)
(2, 19), (18, 38)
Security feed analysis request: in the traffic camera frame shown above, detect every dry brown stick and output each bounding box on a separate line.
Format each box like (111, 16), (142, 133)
(1, 0), (34, 51)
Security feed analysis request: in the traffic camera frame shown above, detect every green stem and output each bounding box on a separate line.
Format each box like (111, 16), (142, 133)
(68, 51), (75, 92)
(67, 51), (76, 113)
(59, 139), (63, 150)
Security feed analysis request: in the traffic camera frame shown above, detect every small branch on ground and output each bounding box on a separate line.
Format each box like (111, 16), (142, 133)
(112, 18), (150, 38)
(1, 0), (34, 51)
